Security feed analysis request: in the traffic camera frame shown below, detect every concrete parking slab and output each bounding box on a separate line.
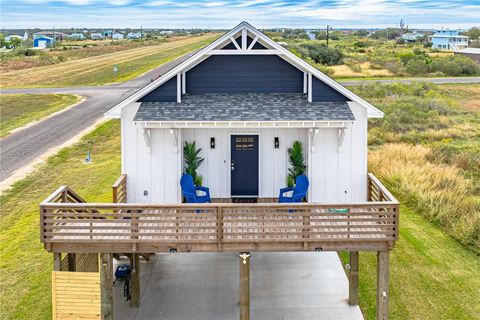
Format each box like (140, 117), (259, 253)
(114, 252), (364, 320)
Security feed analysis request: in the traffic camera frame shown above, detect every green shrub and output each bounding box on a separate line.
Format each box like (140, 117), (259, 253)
(300, 43), (344, 65)
(405, 58), (430, 75)
(432, 56), (480, 76)
(354, 41), (369, 48)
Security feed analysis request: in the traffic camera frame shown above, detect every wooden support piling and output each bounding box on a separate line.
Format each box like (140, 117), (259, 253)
(376, 251), (389, 320)
(239, 252), (250, 320)
(67, 253), (76, 271)
(349, 251), (359, 305)
(100, 253), (114, 320)
(130, 253), (140, 307)
(53, 253), (61, 271)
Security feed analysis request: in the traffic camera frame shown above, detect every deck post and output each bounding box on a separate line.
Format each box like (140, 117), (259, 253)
(376, 251), (389, 320)
(349, 251), (359, 305)
(130, 253), (140, 307)
(100, 253), (114, 320)
(67, 253), (76, 271)
(53, 253), (61, 271)
(239, 252), (250, 320)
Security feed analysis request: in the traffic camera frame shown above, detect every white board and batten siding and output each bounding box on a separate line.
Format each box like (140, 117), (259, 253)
(122, 103), (182, 203)
(122, 101), (368, 203)
(309, 102), (368, 203)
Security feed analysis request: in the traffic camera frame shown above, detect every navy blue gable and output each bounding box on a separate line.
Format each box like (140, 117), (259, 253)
(186, 55), (303, 94)
(311, 77), (348, 102)
(137, 77), (177, 102)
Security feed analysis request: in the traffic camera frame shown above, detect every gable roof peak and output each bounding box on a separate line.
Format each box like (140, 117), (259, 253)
(104, 21), (383, 119)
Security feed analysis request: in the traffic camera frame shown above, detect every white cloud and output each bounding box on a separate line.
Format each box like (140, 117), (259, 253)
(107, 0), (130, 4)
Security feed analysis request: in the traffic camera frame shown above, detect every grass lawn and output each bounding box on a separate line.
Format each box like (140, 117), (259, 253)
(0, 120), (120, 320)
(0, 94), (80, 138)
(0, 34), (218, 88)
(340, 206), (480, 320)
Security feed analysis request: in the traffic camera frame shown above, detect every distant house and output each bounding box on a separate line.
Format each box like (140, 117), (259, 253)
(90, 33), (105, 40)
(454, 47), (480, 63)
(33, 36), (54, 49)
(103, 30), (113, 38)
(429, 29), (469, 50)
(127, 32), (143, 39)
(69, 33), (86, 40)
(33, 31), (66, 41)
(5, 34), (24, 42)
(112, 32), (124, 40)
(402, 32), (423, 42)
(159, 30), (174, 35)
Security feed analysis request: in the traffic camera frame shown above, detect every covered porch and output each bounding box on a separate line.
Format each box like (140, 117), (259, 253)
(114, 252), (364, 320)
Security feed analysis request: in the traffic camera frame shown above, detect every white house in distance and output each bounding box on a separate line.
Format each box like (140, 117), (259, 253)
(69, 33), (86, 40)
(401, 32), (423, 42)
(429, 29), (469, 50)
(112, 32), (124, 40)
(127, 32), (142, 39)
(90, 32), (104, 40)
(105, 21), (384, 204)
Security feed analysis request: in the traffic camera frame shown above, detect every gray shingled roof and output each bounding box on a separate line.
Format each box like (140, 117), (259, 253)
(134, 93), (355, 122)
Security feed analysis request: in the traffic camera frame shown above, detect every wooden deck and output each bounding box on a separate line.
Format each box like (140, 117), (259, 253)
(40, 174), (399, 253)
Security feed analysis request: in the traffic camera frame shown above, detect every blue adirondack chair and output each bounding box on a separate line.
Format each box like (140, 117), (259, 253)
(279, 175), (309, 203)
(180, 174), (211, 203)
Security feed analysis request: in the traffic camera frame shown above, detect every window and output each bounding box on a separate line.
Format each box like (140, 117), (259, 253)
(235, 137), (255, 151)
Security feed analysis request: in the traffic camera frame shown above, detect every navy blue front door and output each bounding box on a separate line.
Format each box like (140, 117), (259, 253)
(231, 135), (259, 197)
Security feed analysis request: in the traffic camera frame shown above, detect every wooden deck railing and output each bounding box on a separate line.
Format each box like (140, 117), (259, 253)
(112, 174), (127, 203)
(40, 174), (399, 253)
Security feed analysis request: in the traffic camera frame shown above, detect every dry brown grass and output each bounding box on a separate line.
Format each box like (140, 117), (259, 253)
(438, 84), (480, 112)
(331, 62), (393, 78)
(0, 34), (217, 88)
(427, 52), (454, 57)
(369, 143), (480, 252)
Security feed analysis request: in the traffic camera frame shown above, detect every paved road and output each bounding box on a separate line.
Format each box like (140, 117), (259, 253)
(1, 62), (479, 182)
(0, 51), (197, 182)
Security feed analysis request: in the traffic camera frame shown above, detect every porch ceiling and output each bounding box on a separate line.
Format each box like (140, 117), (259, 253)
(133, 93), (355, 123)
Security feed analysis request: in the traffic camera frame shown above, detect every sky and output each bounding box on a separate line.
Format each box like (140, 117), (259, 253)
(0, 0), (479, 29)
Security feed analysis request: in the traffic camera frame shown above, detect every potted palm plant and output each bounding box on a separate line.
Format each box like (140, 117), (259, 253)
(183, 141), (204, 186)
(287, 141), (306, 187)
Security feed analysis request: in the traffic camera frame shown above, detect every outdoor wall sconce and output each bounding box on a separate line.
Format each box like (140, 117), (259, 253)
(274, 137), (279, 149)
(210, 137), (215, 149)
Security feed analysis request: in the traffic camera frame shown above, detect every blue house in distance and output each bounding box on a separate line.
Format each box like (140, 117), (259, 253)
(429, 29), (469, 50)
(33, 36), (54, 49)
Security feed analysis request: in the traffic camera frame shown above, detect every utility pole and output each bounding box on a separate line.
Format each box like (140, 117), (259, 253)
(326, 25), (330, 46)
(140, 25), (143, 40)
(53, 25), (55, 49)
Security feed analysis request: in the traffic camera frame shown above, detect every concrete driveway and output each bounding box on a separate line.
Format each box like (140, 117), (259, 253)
(114, 252), (363, 320)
